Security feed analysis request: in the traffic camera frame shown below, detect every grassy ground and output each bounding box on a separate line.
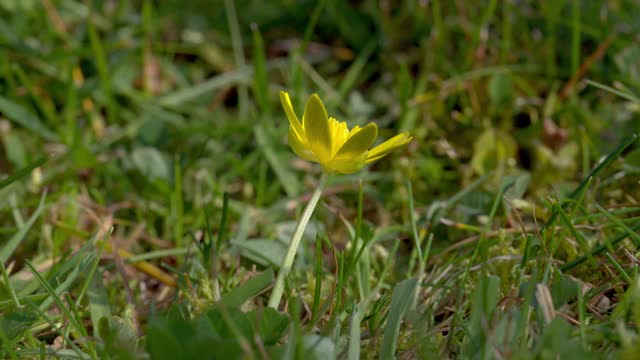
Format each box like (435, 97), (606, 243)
(1, 0), (640, 358)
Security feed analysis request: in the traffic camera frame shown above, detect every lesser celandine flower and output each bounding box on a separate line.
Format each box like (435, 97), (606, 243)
(268, 91), (412, 309)
(280, 91), (412, 174)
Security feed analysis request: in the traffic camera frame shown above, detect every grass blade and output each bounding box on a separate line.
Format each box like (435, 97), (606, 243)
(542, 132), (638, 231)
(380, 278), (419, 360)
(0, 156), (47, 190)
(254, 124), (301, 197)
(0, 191), (47, 262)
(26, 260), (88, 339)
(87, 8), (114, 123)
(595, 204), (640, 246)
(561, 220), (640, 271)
(224, 0), (249, 117)
(0, 96), (57, 141)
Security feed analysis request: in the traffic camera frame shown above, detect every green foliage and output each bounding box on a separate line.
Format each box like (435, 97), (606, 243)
(488, 72), (513, 108)
(0, 308), (37, 347)
(461, 275), (501, 359)
(0, 0), (640, 359)
(221, 269), (274, 307)
(471, 128), (518, 176)
(535, 318), (595, 360)
(146, 306), (289, 360)
(97, 316), (139, 359)
(380, 278), (419, 360)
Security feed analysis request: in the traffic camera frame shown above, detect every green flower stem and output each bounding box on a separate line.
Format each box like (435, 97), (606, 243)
(268, 173), (328, 309)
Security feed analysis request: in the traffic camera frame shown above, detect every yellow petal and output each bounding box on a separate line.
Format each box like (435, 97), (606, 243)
(279, 91), (305, 140)
(328, 117), (349, 156)
(324, 151), (368, 174)
(302, 94), (332, 163)
(333, 122), (378, 159)
(366, 132), (412, 164)
(346, 125), (361, 139)
(288, 128), (317, 162)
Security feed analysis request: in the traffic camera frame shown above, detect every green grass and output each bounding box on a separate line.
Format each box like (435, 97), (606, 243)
(1, 0), (640, 359)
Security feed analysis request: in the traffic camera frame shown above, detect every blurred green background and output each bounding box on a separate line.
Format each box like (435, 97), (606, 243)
(2, 0), (640, 358)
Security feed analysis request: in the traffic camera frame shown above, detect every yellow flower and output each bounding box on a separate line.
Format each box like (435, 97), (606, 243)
(280, 91), (412, 174)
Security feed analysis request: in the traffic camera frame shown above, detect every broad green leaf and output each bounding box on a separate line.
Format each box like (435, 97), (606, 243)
(551, 274), (579, 308)
(221, 268), (274, 307)
(0, 307), (37, 345)
(247, 307), (289, 346)
(233, 238), (287, 267)
(146, 317), (184, 360)
(303, 334), (336, 360)
(205, 306), (254, 341)
(97, 316), (138, 359)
